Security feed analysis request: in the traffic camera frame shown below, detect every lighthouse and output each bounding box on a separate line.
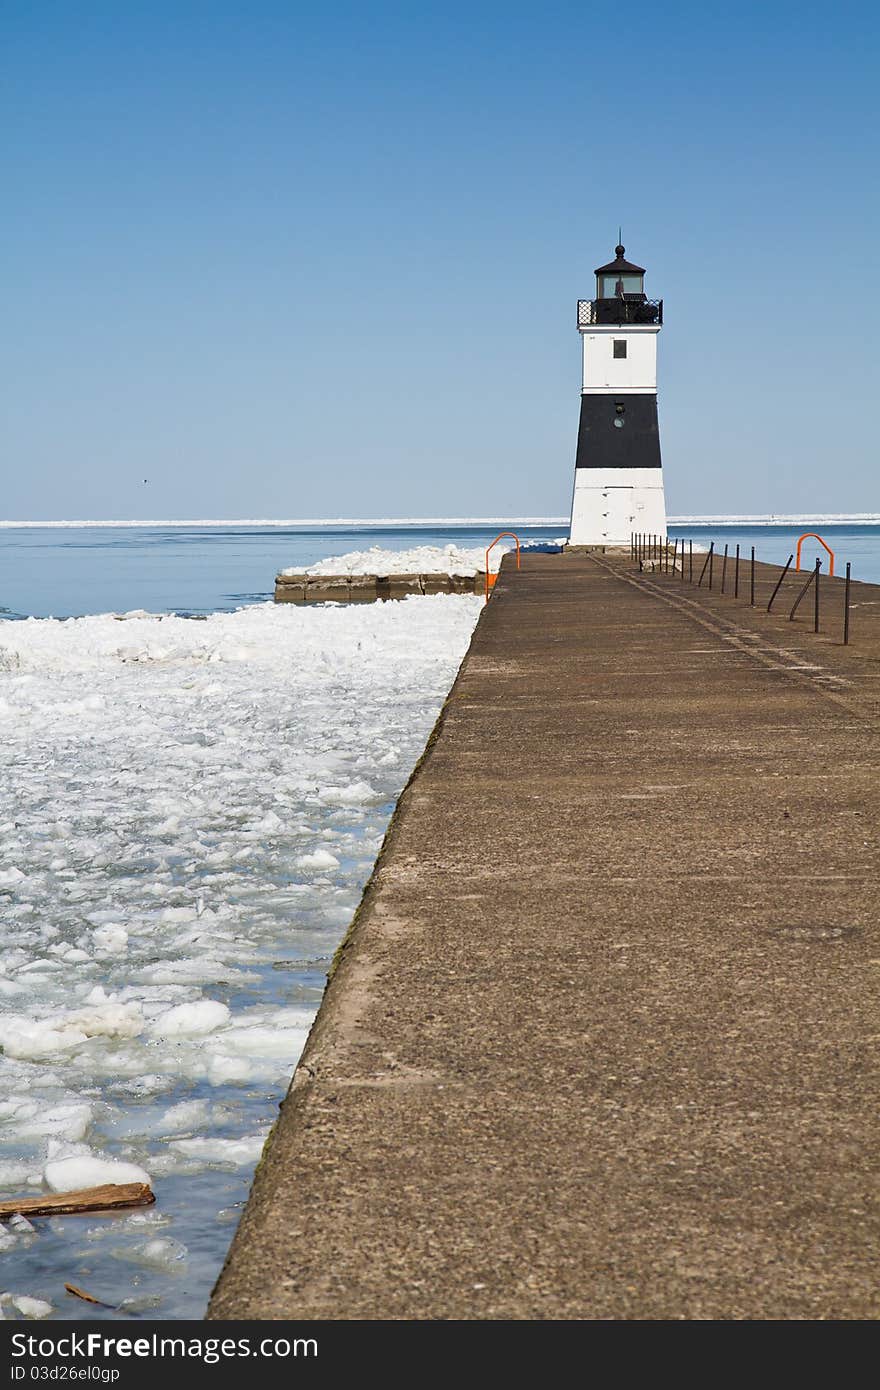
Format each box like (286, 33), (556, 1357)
(568, 243), (667, 547)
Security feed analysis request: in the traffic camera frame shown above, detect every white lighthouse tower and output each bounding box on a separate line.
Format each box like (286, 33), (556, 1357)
(568, 243), (667, 547)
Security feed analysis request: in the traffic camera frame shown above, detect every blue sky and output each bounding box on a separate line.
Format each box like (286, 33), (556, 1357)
(2, 1), (878, 520)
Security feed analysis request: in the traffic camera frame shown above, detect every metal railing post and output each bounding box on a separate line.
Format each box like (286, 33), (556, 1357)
(844, 562), (851, 644)
(721, 543), (728, 594)
(689, 540), (693, 582)
(768, 554), (794, 612)
(814, 557), (821, 633)
(697, 542), (713, 588)
(708, 544), (714, 590)
(788, 558), (821, 623)
(734, 543), (740, 599)
(750, 546), (755, 605)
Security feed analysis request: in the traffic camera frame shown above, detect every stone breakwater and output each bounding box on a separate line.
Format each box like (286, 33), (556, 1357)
(274, 572), (487, 603)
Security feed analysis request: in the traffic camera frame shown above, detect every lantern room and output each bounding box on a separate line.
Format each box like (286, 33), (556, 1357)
(594, 245), (646, 301)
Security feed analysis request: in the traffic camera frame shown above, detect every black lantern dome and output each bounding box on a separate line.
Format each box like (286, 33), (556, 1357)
(594, 244), (646, 301)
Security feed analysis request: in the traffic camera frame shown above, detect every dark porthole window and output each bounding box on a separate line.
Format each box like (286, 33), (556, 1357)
(613, 339), (627, 359)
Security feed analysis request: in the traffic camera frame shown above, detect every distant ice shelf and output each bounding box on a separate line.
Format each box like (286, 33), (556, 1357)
(2, 514), (879, 529)
(0, 517), (570, 530)
(668, 514), (880, 526)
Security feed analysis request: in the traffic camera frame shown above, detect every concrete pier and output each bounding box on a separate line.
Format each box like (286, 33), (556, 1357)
(210, 551), (880, 1320)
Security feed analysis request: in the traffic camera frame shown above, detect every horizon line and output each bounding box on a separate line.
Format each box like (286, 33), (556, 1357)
(2, 513), (880, 530)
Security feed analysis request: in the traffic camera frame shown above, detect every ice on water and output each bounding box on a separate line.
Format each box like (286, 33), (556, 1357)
(283, 536), (569, 579)
(290, 541), (504, 577)
(0, 592), (481, 1317)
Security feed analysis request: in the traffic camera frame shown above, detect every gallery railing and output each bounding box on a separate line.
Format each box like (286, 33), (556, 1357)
(577, 298), (663, 328)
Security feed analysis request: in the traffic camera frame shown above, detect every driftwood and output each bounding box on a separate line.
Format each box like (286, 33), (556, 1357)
(0, 1182), (155, 1219)
(65, 1284), (113, 1308)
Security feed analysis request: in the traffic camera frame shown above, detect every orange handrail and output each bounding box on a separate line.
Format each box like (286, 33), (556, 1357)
(796, 532), (835, 578)
(484, 532), (521, 600)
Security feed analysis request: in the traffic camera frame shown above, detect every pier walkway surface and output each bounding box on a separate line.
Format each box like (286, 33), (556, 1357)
(209, 552), (879, 1320)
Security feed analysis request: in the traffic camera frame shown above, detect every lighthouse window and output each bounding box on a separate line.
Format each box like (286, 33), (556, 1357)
(600, 274), (643, 297)
(613, 340), (627, 359)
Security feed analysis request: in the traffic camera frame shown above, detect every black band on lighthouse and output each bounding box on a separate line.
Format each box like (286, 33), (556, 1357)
(574, 394), (663, 470)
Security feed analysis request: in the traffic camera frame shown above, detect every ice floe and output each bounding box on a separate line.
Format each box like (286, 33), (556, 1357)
(0, 1294), (54, 1319)
(295, 542), (499, 576)
(0, 592), (481, 1316)
(44, 1155), (152, 1192)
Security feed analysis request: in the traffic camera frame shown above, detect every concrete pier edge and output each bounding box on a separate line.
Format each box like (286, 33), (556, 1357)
(274, 572), (487, 603)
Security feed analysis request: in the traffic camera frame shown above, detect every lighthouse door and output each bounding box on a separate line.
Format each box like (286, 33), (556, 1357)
(602, 486), (636, 541)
